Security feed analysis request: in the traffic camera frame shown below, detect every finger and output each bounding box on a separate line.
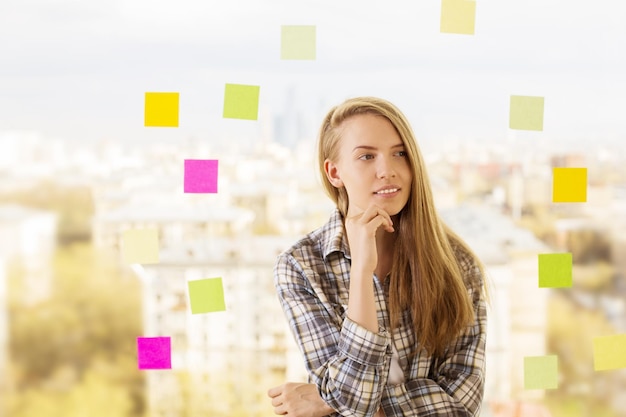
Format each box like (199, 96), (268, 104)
(267, 385), (282, 398)
(273, 403), (287, 415)
(271, 395), (283, 407)
(363, 205), (393, 232)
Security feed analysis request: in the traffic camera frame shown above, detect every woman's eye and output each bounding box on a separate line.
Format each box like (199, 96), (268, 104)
(359, 154), (374, 160)
(395, 151), (407, 157)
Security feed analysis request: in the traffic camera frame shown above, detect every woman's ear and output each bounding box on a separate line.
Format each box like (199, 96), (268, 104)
(324, 159), (343, 188)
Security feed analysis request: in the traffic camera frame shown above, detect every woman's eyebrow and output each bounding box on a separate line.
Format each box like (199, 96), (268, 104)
(352, 143), (404, 152)
(352, 145), (377, 151)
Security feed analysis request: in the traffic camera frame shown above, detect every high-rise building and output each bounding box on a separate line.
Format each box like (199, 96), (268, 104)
(0, 204), (57, 305)
(0, 256), (7, 411)
(94, 201), (303, 417)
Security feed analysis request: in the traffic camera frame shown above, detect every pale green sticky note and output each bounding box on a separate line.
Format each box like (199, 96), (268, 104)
(538, 253), (572, 288)
(188, 277), (226, 314)
(144, 92), (179, 127)
(524, 355), (558, 390)
(593, 334), (626, 371)
(223, 83), (260, 120)
(552, 167), (587, 203)
(509, 95), (544, 131)
(281, 25), (316, 60)
(122, 229), (159, 264)
(440, 0), (476, 35)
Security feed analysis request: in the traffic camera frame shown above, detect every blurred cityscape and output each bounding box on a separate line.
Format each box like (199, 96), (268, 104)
(1, 116), (625, 417)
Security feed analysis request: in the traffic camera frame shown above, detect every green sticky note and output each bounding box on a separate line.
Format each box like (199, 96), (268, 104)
(552, 167), (587, 203)
(223, 83), (260, 120)
(538, 253), (572, 288)
(122, 229), (159, 264)
(281, 25), (316, 60)
(440, 0), (476, 35)
(593, 334), (626, 371)
(145, 92), (179, 127)
(524, 355), (558, 390)
(509, 95), (544, 131)
(188, 277), (226, 314)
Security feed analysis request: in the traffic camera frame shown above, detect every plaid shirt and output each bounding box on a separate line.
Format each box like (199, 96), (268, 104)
(274, 209), (487, 417)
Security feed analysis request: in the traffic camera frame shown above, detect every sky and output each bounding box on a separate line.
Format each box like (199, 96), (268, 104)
(1, 0), (625, 147)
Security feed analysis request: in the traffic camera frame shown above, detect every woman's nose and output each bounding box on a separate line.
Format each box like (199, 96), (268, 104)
(377, 157), (396, 178)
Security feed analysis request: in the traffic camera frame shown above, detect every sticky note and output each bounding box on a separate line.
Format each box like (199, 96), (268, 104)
(137, 336), (171, 369)
(593, 334), (626, 371)
(184, 159), (218, 193)
(188, 277), (226, 314)
(281, 25), (316, 60)
(223, 83), (260, 120)
(122, 228), (159, 264)
(538, 253), (572, 288)
(552, 168), (587, 202)
(509, 95), (544, 131)
(440, 0), (476, 35)
(145, 92), (179, 127)
(524, 355), (558, 390)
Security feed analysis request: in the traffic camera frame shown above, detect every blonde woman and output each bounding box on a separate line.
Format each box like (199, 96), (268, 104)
(268, 97), (487, 417)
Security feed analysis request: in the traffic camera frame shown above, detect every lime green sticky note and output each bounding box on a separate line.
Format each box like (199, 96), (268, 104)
(223, 83), (260, 120)
(188, 277), (226, 314)
(552, 167), (587, 202)
(122, 229), (159, 264)
(538, 253), (572, 288)
(509, 95), (544, 131)
(440, 0), (476, 35)
(281, 25), (316, 60)
(593, 334), (626, 371)
(144, 92), (179, 127)
(524, 355), (558, 390)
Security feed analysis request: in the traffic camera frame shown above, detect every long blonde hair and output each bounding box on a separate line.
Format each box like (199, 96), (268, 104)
(317, 97), (484, 357)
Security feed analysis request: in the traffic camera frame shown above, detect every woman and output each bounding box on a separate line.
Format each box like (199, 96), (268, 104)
(268, 97), (487, 416)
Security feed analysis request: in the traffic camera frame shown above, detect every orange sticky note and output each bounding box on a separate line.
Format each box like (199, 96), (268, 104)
(145, 92), (179, 127)
(552, 168), (587, 203)
(122, 228), (159, 264)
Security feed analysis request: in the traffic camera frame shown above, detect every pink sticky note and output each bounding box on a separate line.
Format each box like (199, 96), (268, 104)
(184, 159), (218, 193)
(137, 336), (171, 370)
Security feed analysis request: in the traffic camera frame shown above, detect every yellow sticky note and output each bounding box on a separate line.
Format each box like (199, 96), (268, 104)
(188, 277), (226, 314)
(281, 25), (316, 60)
(509, 95), (544, 131)
(538, 253), (572, 288)
(552, 168), (587, 203)
(593, 334), (626, 371)
(440, 0), (476, 35)
(144, 92), (179, 127)
(122, 229), (159, 264)
(223, 83), (260, 120)
(524, 355), (558, 390)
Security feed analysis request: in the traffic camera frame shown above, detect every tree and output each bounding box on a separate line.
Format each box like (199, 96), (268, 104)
(7, 243), (144, 416)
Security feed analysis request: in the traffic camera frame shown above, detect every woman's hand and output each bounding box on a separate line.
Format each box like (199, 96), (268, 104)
(344, 204), (394, 276)
(268, 382), (335, 417)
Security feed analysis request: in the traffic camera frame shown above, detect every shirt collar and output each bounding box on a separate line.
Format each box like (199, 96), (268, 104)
(322, 208), (351, 260)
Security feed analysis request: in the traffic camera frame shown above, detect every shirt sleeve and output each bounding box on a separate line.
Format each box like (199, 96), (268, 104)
(379, 261), (488, 417)
(274, 252), (392, 417)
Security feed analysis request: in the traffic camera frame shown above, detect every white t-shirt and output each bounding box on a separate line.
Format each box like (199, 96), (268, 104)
(388, 343), (405, 385)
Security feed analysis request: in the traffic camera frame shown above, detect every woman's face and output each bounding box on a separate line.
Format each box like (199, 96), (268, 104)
(325, 114), (413, 217)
